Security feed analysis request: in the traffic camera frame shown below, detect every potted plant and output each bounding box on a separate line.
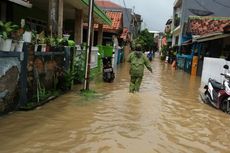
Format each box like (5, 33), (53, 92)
(0, 21), (18, 51)
(36, 31), (46, 52)
(11, 22), (25, 52)
(48, 36), (60, 52)
(22, 19), (32, 43)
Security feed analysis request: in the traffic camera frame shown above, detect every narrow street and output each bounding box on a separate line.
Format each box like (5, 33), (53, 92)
(1, 56), (230, 153)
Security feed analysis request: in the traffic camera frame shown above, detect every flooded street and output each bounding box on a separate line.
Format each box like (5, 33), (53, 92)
(1, 56), (230, 153)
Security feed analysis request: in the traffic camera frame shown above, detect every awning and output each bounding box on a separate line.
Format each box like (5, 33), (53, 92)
(8, 0), (32, 8)
(68, 0), (112, 25)
(171, 25), (181, 35)
(32, 0), (112, 25)
(182, 39), (192, 46)
(194, 33), (230, 42)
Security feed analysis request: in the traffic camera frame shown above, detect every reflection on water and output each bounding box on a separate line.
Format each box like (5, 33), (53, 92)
(1, 57), (230, 153)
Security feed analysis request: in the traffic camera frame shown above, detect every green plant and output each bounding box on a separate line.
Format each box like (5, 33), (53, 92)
(37, 31), (46, 44)
(134, 28), (155, 51)
(31, 30), (37, 44)
(0, 21), (18, 39)
(73, 49), (86, 83)
(63, 69), (75, 90)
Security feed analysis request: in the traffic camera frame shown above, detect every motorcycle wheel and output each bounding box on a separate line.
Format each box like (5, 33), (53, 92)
(220, 99), (230, 114)
(203, 90), (210, 104)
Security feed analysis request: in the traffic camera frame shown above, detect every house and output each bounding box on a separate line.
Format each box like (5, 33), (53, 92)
(171, 0), (230, 75)
(95, 0), (142, 40)
(172, 0), (230, 47)
(0, 0), (112, 114)
(186, 16), (230, 76)
(88, 10), (123, 46)
(0, 0), (111, 44)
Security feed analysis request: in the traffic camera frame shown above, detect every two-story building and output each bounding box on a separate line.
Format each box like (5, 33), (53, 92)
(172, 0), (230, 47)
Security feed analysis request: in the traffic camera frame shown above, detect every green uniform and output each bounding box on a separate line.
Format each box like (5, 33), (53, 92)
(127, 51), (152, 92)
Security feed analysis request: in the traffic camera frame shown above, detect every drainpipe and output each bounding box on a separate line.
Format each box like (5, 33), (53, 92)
(84, 0), (94, 90)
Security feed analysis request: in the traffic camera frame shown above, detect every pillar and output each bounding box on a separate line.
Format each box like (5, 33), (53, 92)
(58, 0), (63, 37)
(74, 9), (83, 45)
(97, 24), (103, 45)
(49, 0), (58, 35)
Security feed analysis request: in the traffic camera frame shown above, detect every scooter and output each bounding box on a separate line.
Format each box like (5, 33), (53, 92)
(201, 65), (230, 113)
(102, 56), (115, 83)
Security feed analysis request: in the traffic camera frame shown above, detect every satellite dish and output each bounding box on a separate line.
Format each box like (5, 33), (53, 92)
(189, 9), (214, 16)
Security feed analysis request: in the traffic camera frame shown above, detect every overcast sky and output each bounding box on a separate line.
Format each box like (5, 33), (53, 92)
(111, 0), (174, 32)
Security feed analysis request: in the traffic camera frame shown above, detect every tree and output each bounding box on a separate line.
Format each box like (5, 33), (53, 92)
(134, 28), (155, 51)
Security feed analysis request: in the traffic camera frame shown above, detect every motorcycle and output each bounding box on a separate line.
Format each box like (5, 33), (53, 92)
(201, 65), (230, 113)
(102, 56), (115, 83)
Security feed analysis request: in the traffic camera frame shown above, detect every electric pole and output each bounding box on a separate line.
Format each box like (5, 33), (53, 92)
(84, 0), (94, 90)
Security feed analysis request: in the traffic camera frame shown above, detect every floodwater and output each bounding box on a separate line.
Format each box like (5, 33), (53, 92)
(1, 55), (230, 153)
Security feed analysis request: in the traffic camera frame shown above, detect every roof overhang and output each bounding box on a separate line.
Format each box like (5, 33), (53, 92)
(194, 33), (230, 42)
(75, 0), (111, 25)
(32, 0), (111, 25)
(171, 25), (181, 35)
(182, 39), (192, 46)
(8, 0), (32, 8)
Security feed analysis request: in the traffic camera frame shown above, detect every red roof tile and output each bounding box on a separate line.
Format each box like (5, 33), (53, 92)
(188, 16), (230, 35)
(84, 11), (123, 33)
(95, 0), (122, 9)
(103, 11), (123, 32)
(93, 11), (123, 33)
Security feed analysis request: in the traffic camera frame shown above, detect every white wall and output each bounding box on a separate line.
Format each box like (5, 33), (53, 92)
(201, 57), (230, 85)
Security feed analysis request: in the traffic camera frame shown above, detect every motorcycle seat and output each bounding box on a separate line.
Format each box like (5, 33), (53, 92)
(209, 79), (224, 90)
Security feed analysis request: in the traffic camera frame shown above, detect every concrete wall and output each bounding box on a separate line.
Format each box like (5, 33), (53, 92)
(201, 57), (230, 85)
(0, 58), (21, 114)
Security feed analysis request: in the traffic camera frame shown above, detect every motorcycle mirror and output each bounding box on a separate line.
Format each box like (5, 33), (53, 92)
(223, 65), (229, 70)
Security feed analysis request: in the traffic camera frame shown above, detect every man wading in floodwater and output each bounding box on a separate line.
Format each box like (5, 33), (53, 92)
(127, 44), (152, 93)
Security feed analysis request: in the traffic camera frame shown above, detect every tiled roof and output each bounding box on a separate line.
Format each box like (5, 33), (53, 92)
(95, 0), (122, 9)
(93, 11), (123, 33)
(188, 16), (230, 35)
(103, 11), (122, 32)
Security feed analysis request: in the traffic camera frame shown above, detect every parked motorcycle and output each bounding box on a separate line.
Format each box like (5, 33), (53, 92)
(102, 56), (115, 83)
(201, 65), (230, 113)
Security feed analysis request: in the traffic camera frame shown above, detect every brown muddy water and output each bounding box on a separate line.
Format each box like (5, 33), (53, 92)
(1, 56), (230, 153)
